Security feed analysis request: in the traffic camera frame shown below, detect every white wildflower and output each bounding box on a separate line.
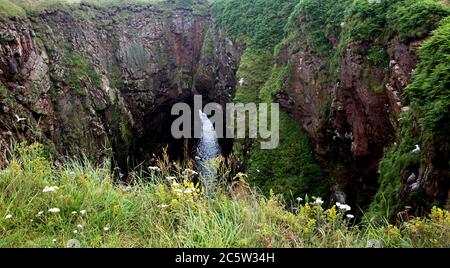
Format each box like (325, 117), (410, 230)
(71, 211), (77, 215)
(296, 197), (303, 202)
(52, 239), (57, 243)
(157, 204), (168, 209)
(73, 230), (78, 234)
(367, 239), (382, 248)
(5, 214), (12, 219)
(183, 188), (196, 195)
(76, 224), (83, 229)
(166, 176), (176, 181)
(148, 166), (161, 172)
(37, 211), (44, 217)
(346, 214), (355, 219)
(313, 197), (324, 205)
(43, 186), (59, 193)
(48, 208), (60, 213)
(103, 227), (110, 232)
(124, 186), (132, 192)
(66, 239), (80, 248)
(337, 203), (351, 211)
(79, 210), (86, 215)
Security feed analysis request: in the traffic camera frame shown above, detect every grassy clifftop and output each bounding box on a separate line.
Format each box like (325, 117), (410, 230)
(0, 0), (205, 18)
(0, 143), (449, 247)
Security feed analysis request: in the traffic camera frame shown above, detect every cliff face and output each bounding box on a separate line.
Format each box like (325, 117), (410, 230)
(276, 36), (420, 207)
(1, 0), (449, 217)
(273, 0), (450, 214)
(0, 3), (240, 168)
(209, 0), (450, 215)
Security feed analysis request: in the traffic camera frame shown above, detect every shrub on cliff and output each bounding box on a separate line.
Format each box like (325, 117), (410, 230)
(406, 16), (450, 138)
(369, 16), (450, 221)
(0, 0), (26, 18)
(211, 0), (298, 49)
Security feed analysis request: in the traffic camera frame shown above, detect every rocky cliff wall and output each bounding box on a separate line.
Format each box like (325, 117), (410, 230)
(0, 2), (241, 169)
(273, 0), (450, 216)
(211, 0), (449, 216)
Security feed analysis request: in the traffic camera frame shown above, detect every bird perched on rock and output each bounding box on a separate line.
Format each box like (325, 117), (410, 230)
(411, 144), (421, 154)
(238, 78), (244, 87)
(15, 114), (26, 122)
(345, 132), (353, 140)
(407, 173), (417, 184)
(409, 181), (421, 192)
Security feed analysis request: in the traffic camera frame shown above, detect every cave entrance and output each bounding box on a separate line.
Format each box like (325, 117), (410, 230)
(112, 94), (234, 180)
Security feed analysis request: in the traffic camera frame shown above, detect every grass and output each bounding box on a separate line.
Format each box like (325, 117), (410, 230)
(211, 0), (298, 49)
(0, 0), (27, 18)
(231, 47), (330, 202)
(406, 16), (450, 138)
(1, 142), (449, 248)
(386, 0), (450, 41)
(285, 0), (350, 56)
(63, 51), (102, 96)
(0, 0), (204, 18)
(245, 112), (332, 202)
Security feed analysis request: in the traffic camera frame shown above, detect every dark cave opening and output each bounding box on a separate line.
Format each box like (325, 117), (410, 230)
(111, 93), (234, 178)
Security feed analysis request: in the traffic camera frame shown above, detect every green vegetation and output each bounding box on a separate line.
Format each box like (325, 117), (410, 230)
(1, 0), (449, 246)
(367, 45), (389, 67)
(406, 16), (450, 139)
(0, 82), (8, 97)
(0, 0), (26, 18)
(246, 112), (331, 200)
(212, 0), (450, 219)
(0, 0), (206, 18)
(63, 51), (102, 96)
(341, 0), (388, 42)
(386, 0), (450, 41)
(368, 112), (421, 220)
(285, 0), (350, 56)
(1, 143), (450, 248)
(212, 0), (338, 202)
(80, 0), (205, 11)
(341, 0), (450, 43)
(202, 28), (215, 58)
(369, 16), (450, 220)
(211, 0), (298, 49)
(234, 49), (274, 103)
